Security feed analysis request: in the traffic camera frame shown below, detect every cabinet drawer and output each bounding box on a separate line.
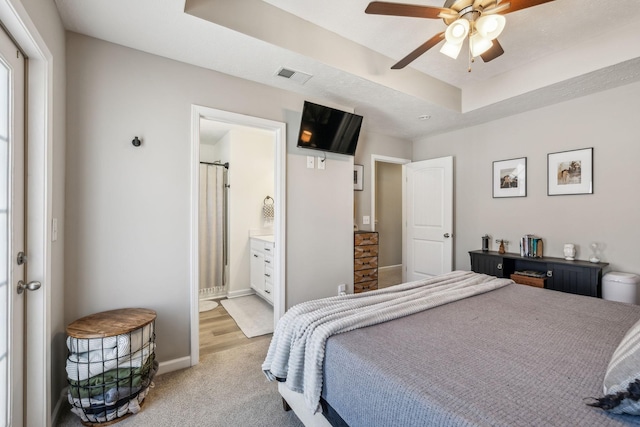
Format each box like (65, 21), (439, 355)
(355, 256), (378, 271)
(355, 232), (378, 246)
(511, 274), (546, 288)
(354, 280), (378, 293)
(355, 245), (379, 258)
(355, 268), (378, 283)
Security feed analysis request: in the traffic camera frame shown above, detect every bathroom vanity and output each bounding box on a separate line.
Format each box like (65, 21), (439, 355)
(250, 235), (275, 304)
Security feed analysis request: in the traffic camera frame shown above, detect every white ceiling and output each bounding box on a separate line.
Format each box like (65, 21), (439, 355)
(54, 0), (640, 141)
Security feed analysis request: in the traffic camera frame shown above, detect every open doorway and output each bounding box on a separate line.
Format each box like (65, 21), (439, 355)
(370, 155), (410, 288)
(189, 106), (286, 366)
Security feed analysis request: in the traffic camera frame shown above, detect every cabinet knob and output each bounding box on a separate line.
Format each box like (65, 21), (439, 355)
(546, 270), (553, 277)
(497, 263), (503, 270)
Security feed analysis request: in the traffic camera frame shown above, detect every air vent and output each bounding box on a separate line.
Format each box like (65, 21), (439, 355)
(275, 67), (312, 85)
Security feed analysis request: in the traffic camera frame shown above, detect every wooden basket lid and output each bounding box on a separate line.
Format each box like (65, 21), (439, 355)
(66, 308), (156, 339)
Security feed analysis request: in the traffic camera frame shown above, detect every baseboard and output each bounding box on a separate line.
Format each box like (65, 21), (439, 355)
(51, 386), (69, 426)
(226, 288), (255, 299)
(379, 264), (402, 272)
(158, 356), (191, 375)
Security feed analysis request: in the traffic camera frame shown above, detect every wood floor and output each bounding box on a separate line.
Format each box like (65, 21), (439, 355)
(199, 268), (403, 357)
(199, 302), (272, 357)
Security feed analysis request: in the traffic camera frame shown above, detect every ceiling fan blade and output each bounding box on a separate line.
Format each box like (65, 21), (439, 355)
(438, 11), (459, 20)
(365, 2), (453, 19)
(500, 0), (554, 14)
(483, 2), (511, 14)
(480, 39), (504, 62)
(391, 32), (445, 69)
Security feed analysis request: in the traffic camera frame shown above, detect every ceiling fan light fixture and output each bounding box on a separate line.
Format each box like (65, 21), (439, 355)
(440, 40), (463, 59)
(475, 14), (506, 40)
(470, 32), (493, 57)
(444, 19), (469, 44)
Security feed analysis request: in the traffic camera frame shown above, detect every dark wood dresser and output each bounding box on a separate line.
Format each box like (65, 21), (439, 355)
(354, 231), (379, 293)
(469, 250), (609, 297)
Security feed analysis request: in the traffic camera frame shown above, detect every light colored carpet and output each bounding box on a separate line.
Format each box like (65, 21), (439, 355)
(378, 265), (403, 289)
(55, 337), (304, 427)
(198, 299), (219, 312)
(221, 295), (274, 338)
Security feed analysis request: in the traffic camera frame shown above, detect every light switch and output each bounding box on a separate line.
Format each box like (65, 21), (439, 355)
(52, 218), (58, 241)
(363, 216), (370, 225)
(306, 156), (314, 169)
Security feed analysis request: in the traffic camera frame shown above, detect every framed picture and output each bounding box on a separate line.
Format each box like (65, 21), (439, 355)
(354, 164), (363, 191)
(547, 147), (593, 196)
(493, 157), (526, 198)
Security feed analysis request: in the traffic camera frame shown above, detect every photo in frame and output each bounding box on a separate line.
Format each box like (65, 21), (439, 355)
(354, 164), (363, 191)
(493, 157), (526, 198)
(547, 148), (593, 196)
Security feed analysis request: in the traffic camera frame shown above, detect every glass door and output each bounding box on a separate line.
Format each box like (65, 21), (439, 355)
(0, 26), (25, 427)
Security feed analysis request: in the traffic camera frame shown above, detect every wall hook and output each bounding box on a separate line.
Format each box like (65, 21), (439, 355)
(132, 136), (141, 147)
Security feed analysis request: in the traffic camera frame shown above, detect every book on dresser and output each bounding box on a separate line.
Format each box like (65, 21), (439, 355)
(354, 231), (378, 293)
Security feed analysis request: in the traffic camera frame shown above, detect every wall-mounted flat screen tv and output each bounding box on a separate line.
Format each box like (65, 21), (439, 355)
(296, 101), (363, 156)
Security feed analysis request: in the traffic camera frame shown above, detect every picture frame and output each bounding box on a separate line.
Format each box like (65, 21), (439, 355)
(547, 147), (593, 196)
(492, 157), (526, 198)
(354, 164), (363, 191)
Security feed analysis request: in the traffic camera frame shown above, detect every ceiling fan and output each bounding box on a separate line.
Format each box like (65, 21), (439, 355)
(365, 0), (555, 70)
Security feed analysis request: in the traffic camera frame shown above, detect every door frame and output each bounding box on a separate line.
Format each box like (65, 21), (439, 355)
(189, 105), (286, 366)
(370, 155), (410, 277)
(0, 1), (53, 425)
(369, 154), (410, 233)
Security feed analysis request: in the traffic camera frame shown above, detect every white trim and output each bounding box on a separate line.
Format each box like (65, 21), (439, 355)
(226, 289), (256, 299)
(370, 155), (410, 282)
(278, 383), (332, 427)
(51, 387), (69, 427)
(369, 155), (410, 232)
(158, 356), (192, 376)
(190, 105), (286, 367)
(0, 2), (53, 426)
(378, 264), (402, 273)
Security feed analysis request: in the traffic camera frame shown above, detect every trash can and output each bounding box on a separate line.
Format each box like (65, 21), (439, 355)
(602, 272), (640, 304)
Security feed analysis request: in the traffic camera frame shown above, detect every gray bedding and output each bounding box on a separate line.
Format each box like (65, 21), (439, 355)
(322, 283), (640, 426)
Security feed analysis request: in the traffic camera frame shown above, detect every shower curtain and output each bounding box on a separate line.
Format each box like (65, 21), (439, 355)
(199, 164), (227, 299)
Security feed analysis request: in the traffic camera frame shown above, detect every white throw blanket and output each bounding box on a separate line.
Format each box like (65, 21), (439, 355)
(262, 270), (512, 414)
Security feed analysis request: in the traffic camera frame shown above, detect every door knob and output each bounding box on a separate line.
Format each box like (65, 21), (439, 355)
(17, 280), (41, 294)
(443, 233), (450, 238)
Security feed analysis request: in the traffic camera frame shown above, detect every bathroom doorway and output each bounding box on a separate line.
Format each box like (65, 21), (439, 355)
(189, 106), (286, 366)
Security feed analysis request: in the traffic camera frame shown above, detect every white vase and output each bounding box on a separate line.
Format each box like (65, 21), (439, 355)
(563, 243), (576, 260)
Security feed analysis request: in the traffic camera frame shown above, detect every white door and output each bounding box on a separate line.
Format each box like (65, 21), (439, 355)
(404, 156), (453, 282)
(0, 28), (26, 427)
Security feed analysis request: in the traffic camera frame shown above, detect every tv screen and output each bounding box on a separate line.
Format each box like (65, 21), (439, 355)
(296, 101), (363, 156)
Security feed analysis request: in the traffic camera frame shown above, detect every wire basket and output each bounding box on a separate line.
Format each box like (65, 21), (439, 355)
(66, 309), (157, 425)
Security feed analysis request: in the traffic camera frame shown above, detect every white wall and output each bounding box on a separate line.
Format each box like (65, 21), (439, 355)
(354, 131), (412, 232)
(64, 32), (355, 364)
(414, 80), (640, 275)
(226, 129), (274, 296)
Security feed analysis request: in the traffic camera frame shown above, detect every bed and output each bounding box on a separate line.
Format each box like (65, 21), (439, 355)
(263, 271), (640, 427)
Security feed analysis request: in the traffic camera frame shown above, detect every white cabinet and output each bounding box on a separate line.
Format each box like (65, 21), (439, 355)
(250, 237), (274, 304)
